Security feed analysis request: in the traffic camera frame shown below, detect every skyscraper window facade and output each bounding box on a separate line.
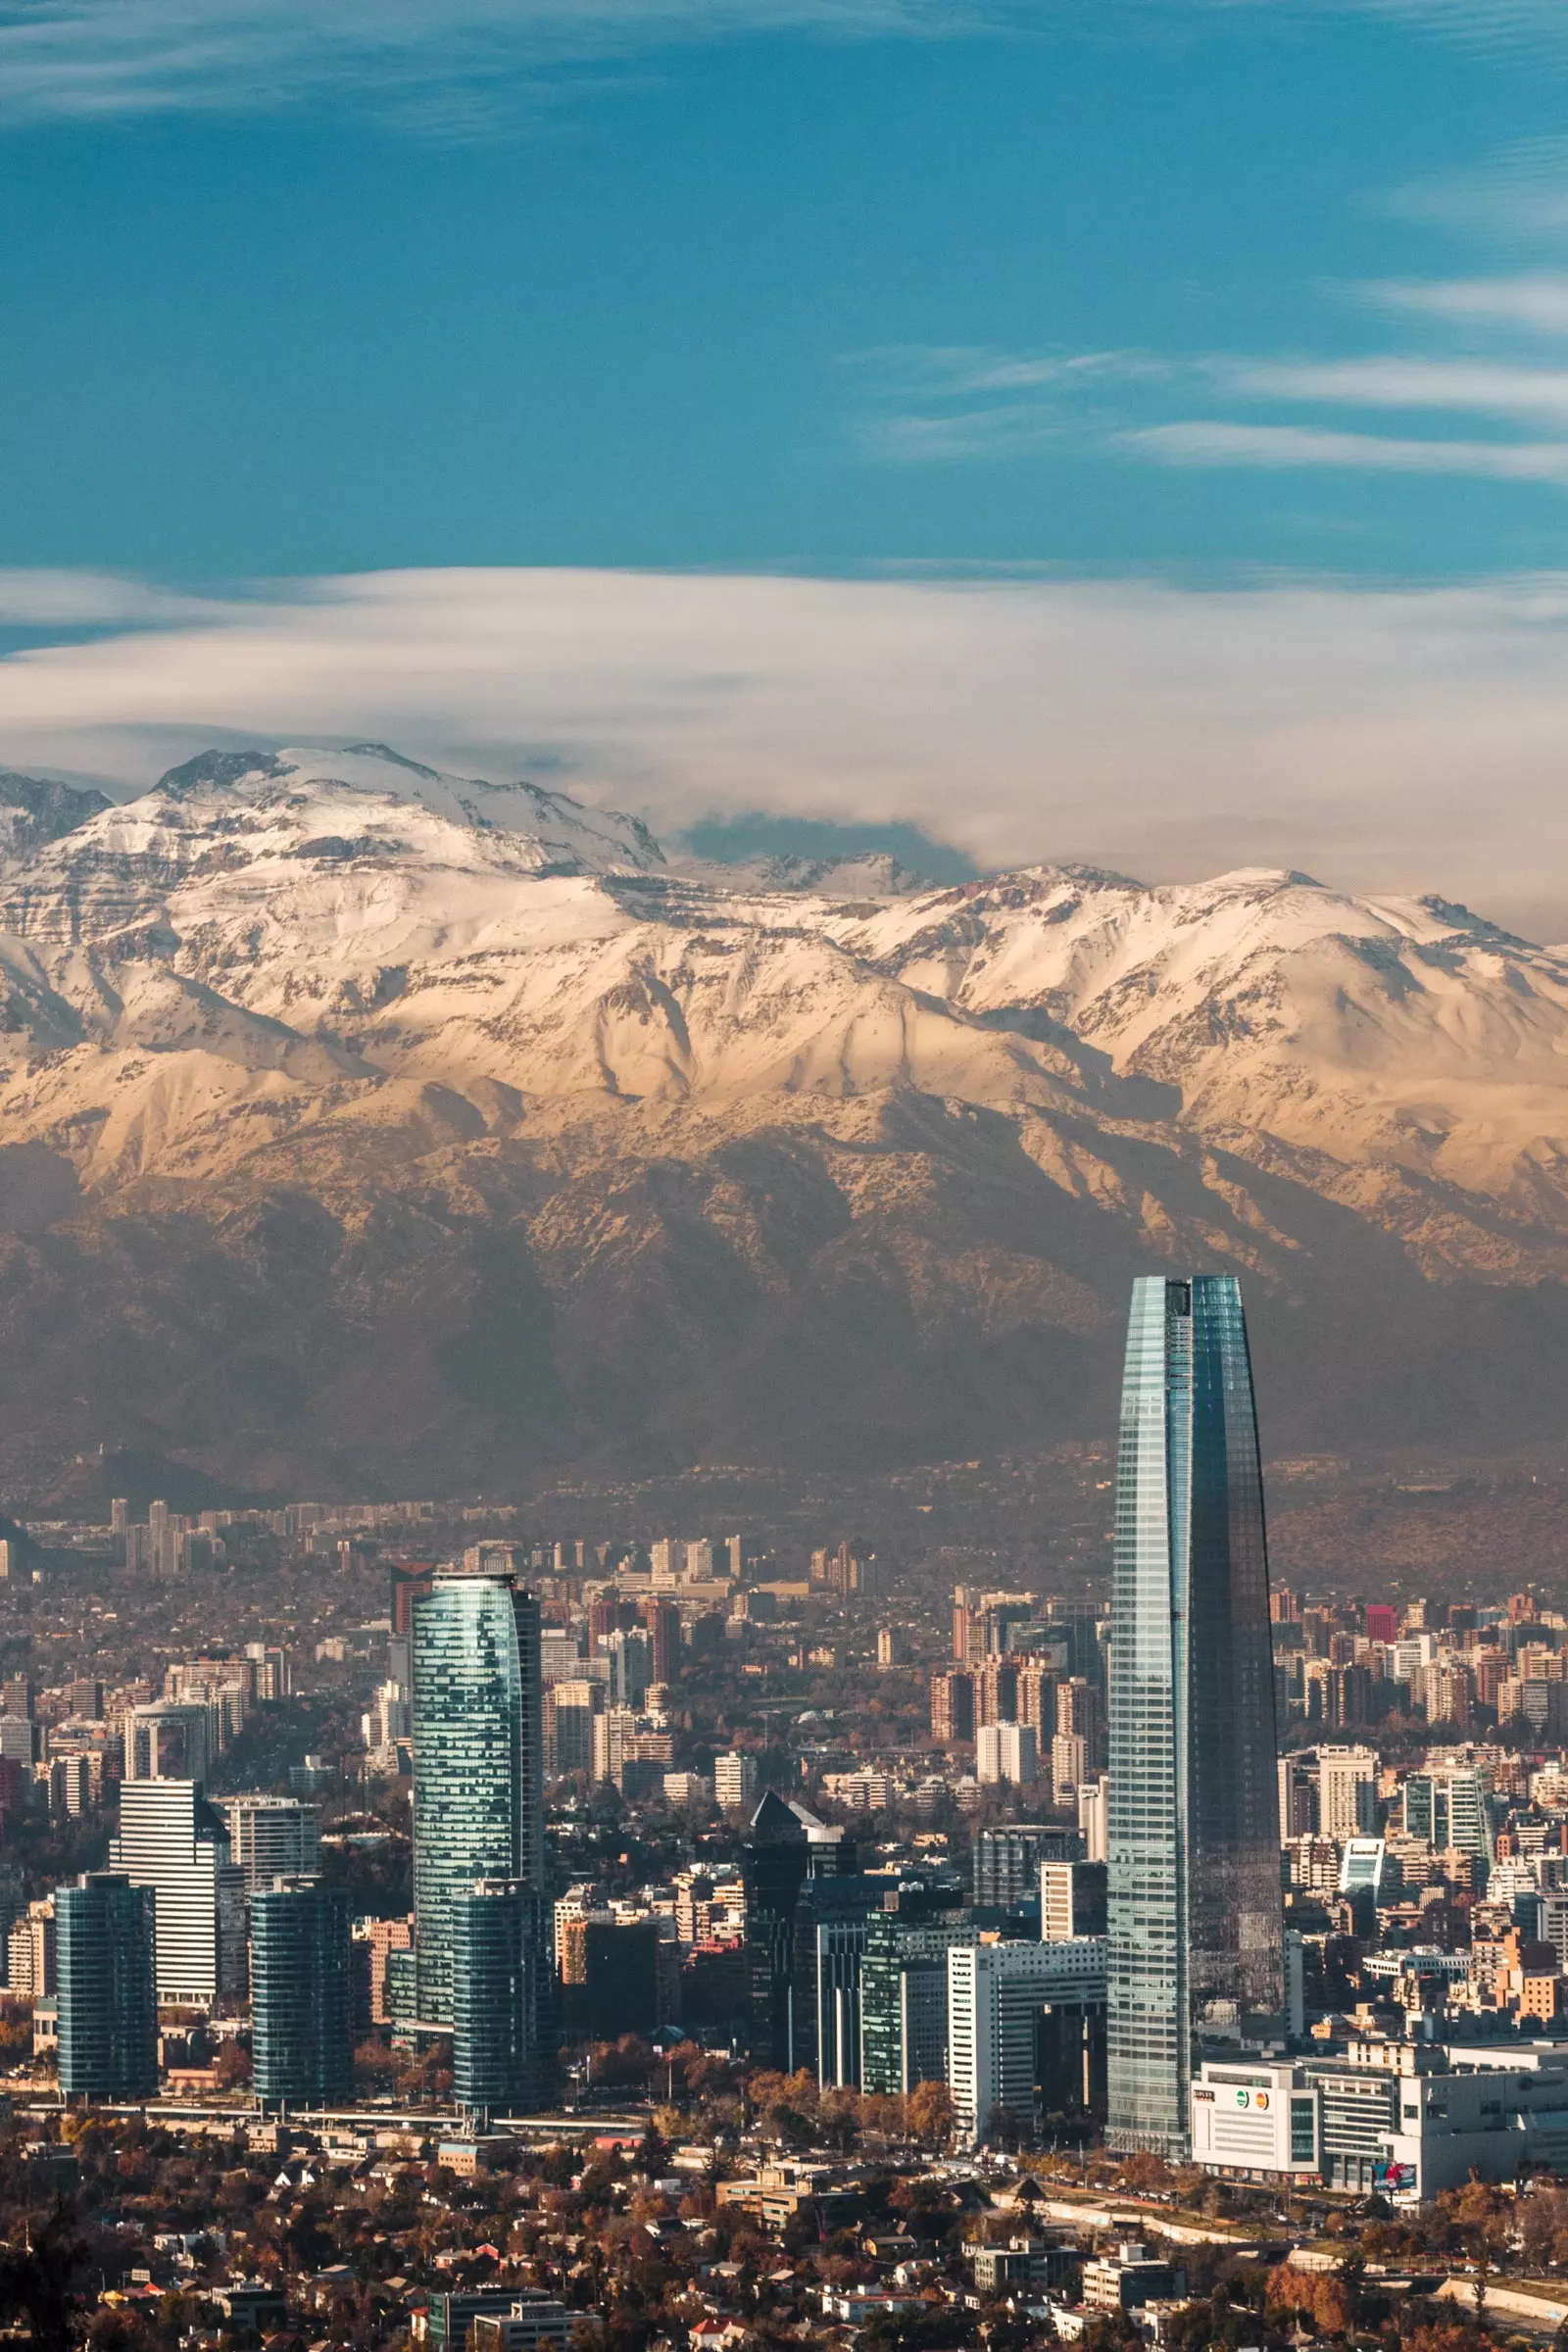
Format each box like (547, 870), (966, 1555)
(251, 1880), (354, 2110)
(413, 1569), (544, 2028)
(1106, 1274), (1284, 2158)
(452, 1879), (553, 2121)
(57, 1874), (157, 2103)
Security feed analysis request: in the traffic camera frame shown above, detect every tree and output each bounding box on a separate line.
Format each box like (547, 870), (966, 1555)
(906, 2082), (956, 2152)
(0, 2206), (92, 2352)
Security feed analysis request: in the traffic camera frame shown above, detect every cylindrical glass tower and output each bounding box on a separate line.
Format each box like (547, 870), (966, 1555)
(1106, 1274), (1283, 2157)
(412, 1569), (543, 2027)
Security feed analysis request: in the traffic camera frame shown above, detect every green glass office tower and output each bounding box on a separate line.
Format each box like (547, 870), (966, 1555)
(1106, 1275), (1284, 2158)
(451, 1880), (553, 2121)
(57, 1874), (157, 2102)
(413, 1569), (543, 2028)
(251, 1881), (354, 2110)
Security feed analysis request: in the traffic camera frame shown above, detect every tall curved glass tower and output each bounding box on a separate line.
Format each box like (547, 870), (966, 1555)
(412, 1568), (543, 2029)
(1106, 1275), (1283, 2157)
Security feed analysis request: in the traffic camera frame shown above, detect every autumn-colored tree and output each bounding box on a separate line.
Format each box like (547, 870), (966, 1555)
(906, 2081), (956, 2151)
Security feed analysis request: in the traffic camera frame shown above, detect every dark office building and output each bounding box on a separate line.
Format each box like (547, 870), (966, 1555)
(972, 1823), (1080, 1909)
(251, 1880), (354, 2110)
(452, 1879), (553, 2120)
(742, 1790), (858, 2066)
(57, 1874), (156, 2102)
(583, 1918), (660, 2040)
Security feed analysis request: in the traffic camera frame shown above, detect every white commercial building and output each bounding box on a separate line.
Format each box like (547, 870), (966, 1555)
(1316, 1746), (1379, 1839)
(1191, 2057), (1321, 2177)
(110, 1779), (246, 2005)
(947, 1936), (1106, 2143)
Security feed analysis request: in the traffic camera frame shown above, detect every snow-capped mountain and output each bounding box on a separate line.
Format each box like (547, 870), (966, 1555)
(0, 740), (1562, 1494)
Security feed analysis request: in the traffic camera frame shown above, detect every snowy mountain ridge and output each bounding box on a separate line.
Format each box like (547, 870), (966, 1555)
(0, 740), (1560, 1493)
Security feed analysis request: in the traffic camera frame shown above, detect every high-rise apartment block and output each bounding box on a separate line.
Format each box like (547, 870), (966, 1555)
(976, 1721), (1038, 1788)
(222, 1796), (321, 1890)
(931, 1671), (975, 1745)
(1106, 1275), (1283, 2157)
(713, 1751), (758, 1812)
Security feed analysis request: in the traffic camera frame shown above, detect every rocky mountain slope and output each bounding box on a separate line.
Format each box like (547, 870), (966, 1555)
(0, 742), (1564, 1498)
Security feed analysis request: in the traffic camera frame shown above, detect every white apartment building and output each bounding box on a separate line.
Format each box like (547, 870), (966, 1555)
(976, 1722), (1038, 1788)
(221, 1795), (321, 1890)
(713, 1751), (758, 1811)
(947, 1936), (1106, 2142)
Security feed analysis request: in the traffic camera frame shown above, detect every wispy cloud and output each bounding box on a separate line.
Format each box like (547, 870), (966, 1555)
(1126, 420), (1568, 479)
(0, 0), (1559, 127)
(857, 323), (1568, 489)
(8, 564), (1568, 940)
(0, 0), (978, 127)
(1219, 355), (1568, 422)
(1362, 276), (1568, 336)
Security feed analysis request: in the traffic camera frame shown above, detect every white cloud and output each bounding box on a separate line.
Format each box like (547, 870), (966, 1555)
(1126, 418), (1568, 478)
(7, 564), (1568, 941)
(1362, 276), (1568, 335)
(1220, 355), (1568, 421)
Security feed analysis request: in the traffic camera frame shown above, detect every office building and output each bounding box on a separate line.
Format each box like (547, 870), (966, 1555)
(742, 1791), (858, 2066)
(469, 2301), (571, 2352)
(947, 1937), (1107, 2143)
(110, 1780), (246, 2006)
(976, 1722), (1038, 1788)
(1106, 1274), (1284, 2158)
(859, 1908), (972, 2095)
(714, 1751), (758, 1812)
(251, 1881), (354, 2110)
(1316, 1746), (1379, 1839)
(56, 1875), (157, 2102)
(1041, 1860), (1108, 1940)
(1404, 1764), (1494, 1859)
(222, 1796), (321, 1890)
(793, 1875), (880, 2087)
(581, 1917), (662, 2040)
(412, 1566), (544, 2028)
(972, 1824), (1077, 1910)
(123, 1701), (216, 1786)
(452, 1880), (553, 2120)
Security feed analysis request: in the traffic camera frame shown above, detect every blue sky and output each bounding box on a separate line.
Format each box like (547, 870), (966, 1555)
(5, 0), (1568, 582)
(8, 1), (1568, 928)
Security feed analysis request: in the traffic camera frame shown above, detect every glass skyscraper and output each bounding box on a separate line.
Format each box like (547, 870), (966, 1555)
(451, 1879), (553, 2121)
(251, 1880), (354, 2110)
(413, 1567), (544, 2028)
(57, 1873), (157, 2103)
(1106, 1274), (1284, 2157)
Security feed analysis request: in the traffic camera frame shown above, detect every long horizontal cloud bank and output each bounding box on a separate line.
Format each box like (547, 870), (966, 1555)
(3, 564), (1568, 941)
